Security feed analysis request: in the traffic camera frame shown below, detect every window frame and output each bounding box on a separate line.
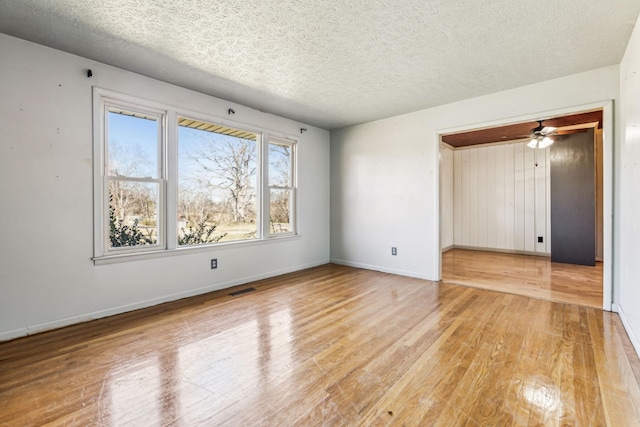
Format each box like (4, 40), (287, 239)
(93, 92), (170, 257)
(93, 87), (299, 263)
(266, 137), (297, 237)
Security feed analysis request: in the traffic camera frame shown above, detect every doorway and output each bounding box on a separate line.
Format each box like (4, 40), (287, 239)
(437, 103), (612, 310)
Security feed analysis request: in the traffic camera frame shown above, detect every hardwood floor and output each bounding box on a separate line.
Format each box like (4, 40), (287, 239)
(442, 249), (603, 308)
(1, 264), (639, 426)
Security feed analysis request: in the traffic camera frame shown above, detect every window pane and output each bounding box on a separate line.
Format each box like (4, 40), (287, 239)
(108, 180), (159, 248)
(269, 143), (291, 186)
(270, 189), (292, 234)
(178, 118), (258, 244)
(107, 110), (159, 178)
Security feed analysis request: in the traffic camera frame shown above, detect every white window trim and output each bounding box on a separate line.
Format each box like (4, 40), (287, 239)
(92, 87), (299, 264)
(266, 137), (297, 237)
(100, 98), (167, 256)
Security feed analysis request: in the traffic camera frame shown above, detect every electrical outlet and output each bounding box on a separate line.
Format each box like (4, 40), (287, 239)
(537, 236), (543, 243)
(391, 247), (397, 256)
(211, 258), (218, 269)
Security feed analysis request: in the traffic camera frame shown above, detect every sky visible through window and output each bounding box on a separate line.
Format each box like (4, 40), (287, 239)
(107, 111), (257, 190)
(108, 112), (158, 178)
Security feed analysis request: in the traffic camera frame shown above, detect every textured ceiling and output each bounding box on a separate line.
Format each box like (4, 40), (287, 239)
(0, 1), (639, 130)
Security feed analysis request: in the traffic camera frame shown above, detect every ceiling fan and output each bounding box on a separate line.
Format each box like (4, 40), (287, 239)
(440, 111), (602, 149)
(527, 120), (557, 149)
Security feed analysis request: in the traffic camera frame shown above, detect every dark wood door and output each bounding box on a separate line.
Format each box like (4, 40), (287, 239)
(550, 130), (595, 266)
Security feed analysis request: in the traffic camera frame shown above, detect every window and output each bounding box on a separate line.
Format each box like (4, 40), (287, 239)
(178, 118), (258, 245)
(102, 103), (165, 253)
(268, 139), (296, 235)
(93, 89), (297, 261)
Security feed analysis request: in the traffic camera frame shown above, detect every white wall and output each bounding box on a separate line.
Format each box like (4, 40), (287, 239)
(452, 142), (550, 254)
(331, 66), (619, 281)
(0, 34), (330, 341)
(617, 14), (640, 354)
(440, 145), (454, 249)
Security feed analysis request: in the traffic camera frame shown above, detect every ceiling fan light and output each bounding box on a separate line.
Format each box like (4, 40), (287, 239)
(539, 136), (554, 148)
(527, 138), (538, 148)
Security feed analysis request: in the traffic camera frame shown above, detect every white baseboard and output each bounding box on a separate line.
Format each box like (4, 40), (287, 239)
(451, 245), (550, 257)
(0, 259), (329, 342)
(615, 303), (640, 359)
(330, 258), (432, 281)
(0, 327), (29, 342)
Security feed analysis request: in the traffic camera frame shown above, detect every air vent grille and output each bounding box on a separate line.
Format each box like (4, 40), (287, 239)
(229, 287), (257, 297)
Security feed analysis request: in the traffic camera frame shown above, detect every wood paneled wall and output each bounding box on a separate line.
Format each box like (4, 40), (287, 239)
(451, 141), (550, 254)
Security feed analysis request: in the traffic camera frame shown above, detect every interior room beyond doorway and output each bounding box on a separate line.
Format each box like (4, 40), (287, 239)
(439, 110), (604, 308)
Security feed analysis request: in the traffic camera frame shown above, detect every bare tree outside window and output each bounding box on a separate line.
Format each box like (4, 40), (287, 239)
(178, 119), (258, 244)
(107, 111), (160, 247)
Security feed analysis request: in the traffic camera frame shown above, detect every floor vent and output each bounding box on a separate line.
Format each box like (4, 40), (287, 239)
(229, 287), (257, 297)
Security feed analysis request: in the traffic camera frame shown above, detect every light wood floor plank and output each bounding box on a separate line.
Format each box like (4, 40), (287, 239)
(442, 248), (603, 308)
(0, 264), (638, 426)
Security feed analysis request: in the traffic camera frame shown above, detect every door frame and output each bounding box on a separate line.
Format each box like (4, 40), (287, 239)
(435, 100), (613, 311)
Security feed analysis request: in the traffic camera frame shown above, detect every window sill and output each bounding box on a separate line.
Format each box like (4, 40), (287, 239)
(93, 234), (301, 266)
